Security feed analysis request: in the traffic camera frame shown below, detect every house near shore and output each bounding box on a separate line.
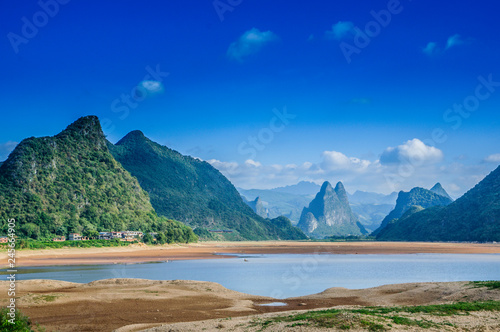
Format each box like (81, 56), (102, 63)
(99, 232), (112, 240)
(52, 236), (66, 242)
(68, 233), (82, 241)
(111, 231), (122, 239)
(121, 231), (143, 240)
(0, 236), (8, 244)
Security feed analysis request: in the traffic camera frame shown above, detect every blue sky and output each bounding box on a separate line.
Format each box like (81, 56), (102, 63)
(1, 0), (499, 196)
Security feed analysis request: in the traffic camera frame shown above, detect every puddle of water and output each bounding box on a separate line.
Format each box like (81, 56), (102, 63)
(256, 302), (288, 307)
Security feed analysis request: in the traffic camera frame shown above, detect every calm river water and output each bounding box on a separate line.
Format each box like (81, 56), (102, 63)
(7, 253), (500, 298)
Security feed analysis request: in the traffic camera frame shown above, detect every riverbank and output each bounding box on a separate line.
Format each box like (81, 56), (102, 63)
(2, 241), (500, 267)
(0, 279), (499, 332)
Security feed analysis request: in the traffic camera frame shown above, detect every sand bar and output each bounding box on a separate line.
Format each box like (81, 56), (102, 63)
(1, 241), (500, 268)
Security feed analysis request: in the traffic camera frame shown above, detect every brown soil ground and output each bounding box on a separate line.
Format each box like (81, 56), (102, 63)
(2, 241), (500, 267)
(0, 279), (499, 332)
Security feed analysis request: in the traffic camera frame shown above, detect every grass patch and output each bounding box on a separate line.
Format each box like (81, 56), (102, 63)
(469, 280), (500, 290)
(352, 300), (500, 316)
(32, 294), (59, 303)
(255, 301), (500, 331)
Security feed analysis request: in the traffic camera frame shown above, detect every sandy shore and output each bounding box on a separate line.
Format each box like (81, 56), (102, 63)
(2, 241), (500, 267)
(0, 278), (499, 332)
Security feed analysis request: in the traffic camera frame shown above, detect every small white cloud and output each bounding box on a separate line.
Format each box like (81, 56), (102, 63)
(424, 34), (466, 56)
(227, 28), (278, 61)
(321, 151), (371, 172)
(134, 80), (164, 100)
(245, 159), (262, 167)
(422, 42), (438, 56)
(140, 80), (164, 93)
(484, 153), (500, 163)
(380, 139), (443, 166)
(325, 21), (355, 40)
(446, 34), (464, 49)
(0, 141), (18, 161)
(325, 21), (354, 40)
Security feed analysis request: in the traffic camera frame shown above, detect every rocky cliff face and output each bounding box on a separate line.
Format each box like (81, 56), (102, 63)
(297, 181), (366, 238)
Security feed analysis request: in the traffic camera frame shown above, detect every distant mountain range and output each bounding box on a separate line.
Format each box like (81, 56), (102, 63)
(239, 184), (396, 232)
(377, 167), (500, 241)
(269, 181), (321, 196)
(297, 181), (367, 238)
(2, 116), (498, 242)
(372, 185), (453, 236)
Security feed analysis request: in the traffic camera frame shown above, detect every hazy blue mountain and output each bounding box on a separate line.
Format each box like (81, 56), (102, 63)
(430, 183), (453, 200)
(350, 203), (395, 233)
(239, 184), (396, 230)
(238, 188), (312, 223)
(372, 186), (454, 236)
(348, 190), (398, 205)
(270, 181), (321, 196)
(377, 166), (500, 241)
(242, 196), (268, 218)
(297, 181), (367, 238)
(108, 131), (305, 241)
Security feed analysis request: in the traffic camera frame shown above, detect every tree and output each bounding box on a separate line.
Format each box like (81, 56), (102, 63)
(156, 232), (166, 244)
(142, 233), (154, 244)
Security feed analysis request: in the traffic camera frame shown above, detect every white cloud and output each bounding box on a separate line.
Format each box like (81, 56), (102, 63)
(325, 21), (355, 40)
(446, 34), (464, 49)
(207, 148), (496, 197)
(380, 139), (443, 166)
(227, 28), (278, 61)
(484, 153), (500, 163)
(0, 141), (18, 161)
(140, 80), (164, 93)
(423, 34), (466, 56)
(422, 42), (438, 56)
(321, 151), (371, 172)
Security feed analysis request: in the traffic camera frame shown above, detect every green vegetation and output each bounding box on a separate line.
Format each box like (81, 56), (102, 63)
(267, 216), (307, 240)
(373, 187), (453, 236)
(11, 238), (129, 249)
(255, 301), (500, 331)
(376, 166), (500, 241)
(325, 235), (376, 242)
(0, 117), (197, 244)
(0, 308), (43, 332)
(469, 280), (500, 290)
(108, 130), (306, 241)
